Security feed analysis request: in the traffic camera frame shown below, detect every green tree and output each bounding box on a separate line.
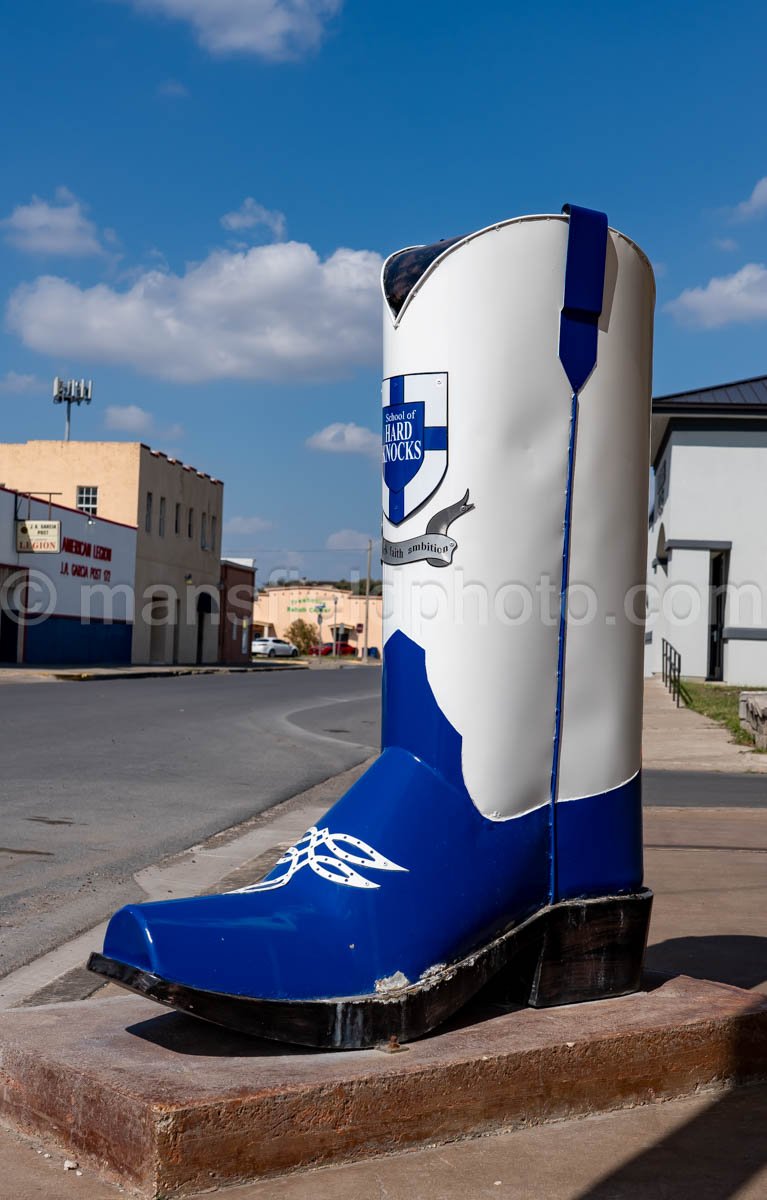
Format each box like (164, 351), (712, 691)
(286, 618), (320, 655)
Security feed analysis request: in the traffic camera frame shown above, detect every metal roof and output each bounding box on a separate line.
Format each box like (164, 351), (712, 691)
(653, 373), (767, 411)
(651, 373), (767, 465)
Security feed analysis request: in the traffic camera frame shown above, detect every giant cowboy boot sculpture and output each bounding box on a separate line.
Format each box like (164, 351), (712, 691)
(89, 205), (655, 1048)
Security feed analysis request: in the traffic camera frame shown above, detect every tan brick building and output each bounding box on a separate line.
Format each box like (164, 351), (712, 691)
(0, 441), (223, 664)
(252, 584), (383, 658)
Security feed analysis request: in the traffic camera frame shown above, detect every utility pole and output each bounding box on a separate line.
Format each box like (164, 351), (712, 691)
(333, 593), (339, 657)
(363, 538), (372, 662)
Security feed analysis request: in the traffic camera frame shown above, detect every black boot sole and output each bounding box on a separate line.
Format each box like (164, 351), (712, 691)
(87, 888), (652, 1050)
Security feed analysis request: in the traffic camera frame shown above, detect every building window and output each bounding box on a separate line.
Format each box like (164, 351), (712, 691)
(76, 485), (98, 516)
(159, 496), (166, 537)
(174, 502), (181, 535)
(211, 514), (217, 551)
(188, 507), (194, 539)
(145, 491), (153, 533)
(201, 513), (208, 550)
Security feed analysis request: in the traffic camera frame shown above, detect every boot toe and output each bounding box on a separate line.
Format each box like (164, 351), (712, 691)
(103, 905), (157, 974)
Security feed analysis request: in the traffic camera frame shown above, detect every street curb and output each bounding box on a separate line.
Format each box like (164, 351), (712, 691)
(49, 662), (309, 682)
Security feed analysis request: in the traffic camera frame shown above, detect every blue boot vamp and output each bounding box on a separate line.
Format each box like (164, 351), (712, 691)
(103, 748), (549, 1000)
(101, 627), (642, 1003)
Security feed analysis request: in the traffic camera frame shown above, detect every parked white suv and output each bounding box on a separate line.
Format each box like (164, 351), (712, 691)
(251, 636), (299, 659)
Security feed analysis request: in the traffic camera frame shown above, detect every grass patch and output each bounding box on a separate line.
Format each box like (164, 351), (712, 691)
(680, 680), (761, 748)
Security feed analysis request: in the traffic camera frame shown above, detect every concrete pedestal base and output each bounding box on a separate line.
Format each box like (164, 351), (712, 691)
(1, 976), (765, 1198)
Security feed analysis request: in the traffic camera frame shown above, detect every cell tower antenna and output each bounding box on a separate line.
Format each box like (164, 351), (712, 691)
(53, 377), (93, 440)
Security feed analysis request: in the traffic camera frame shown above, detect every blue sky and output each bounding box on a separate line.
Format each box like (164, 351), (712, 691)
(2, 0), (767, 580)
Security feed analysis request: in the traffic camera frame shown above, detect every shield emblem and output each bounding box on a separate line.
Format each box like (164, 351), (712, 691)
(382, 373), (448, 525)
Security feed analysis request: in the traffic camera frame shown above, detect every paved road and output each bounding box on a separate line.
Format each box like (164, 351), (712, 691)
(2, 669), (765, 978)
(643, 769), (767, 807)
(0, 669), (381, 976)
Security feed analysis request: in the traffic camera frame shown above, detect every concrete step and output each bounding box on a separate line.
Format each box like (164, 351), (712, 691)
(0, 975), (765, 1197)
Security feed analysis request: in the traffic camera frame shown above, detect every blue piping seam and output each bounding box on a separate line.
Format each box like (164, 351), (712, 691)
(550, 203), (608, 905)
(549, 389), (578, 903)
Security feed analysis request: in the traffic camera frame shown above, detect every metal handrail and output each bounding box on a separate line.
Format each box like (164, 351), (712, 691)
(661, 637), (682, 707)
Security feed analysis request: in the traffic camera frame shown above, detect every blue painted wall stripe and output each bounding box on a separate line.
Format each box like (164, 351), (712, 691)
(24, 617), (132, 666)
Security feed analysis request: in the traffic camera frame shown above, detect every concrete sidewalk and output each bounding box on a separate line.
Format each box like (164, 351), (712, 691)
(642, 675), (767, 772)
(0, 661), (308, 684)
(0, 658), (378, 683)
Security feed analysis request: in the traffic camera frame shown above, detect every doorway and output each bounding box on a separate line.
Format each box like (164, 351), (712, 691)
(707, 551), (729, 681)
(196, 592), (213, 664)
(172, 598), (180, 664)
(0, 567), (21, 663)
(0, 610), (19, 663)
(149, 595), (167, 664)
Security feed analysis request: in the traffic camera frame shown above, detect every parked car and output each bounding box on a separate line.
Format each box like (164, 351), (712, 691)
(308, 642), (358, 657)
(251, 636), (299, 658)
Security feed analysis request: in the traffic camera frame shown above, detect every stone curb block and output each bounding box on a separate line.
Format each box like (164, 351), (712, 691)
(0, 975), (766, 1196)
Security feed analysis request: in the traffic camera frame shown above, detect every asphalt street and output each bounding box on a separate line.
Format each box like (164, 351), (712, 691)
(1, 670), (765, 979)
(0, 668), (381, 976)
(642, 770), (767, 807)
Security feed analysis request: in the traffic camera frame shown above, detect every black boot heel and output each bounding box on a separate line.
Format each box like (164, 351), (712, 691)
(88, 890), (652, 1048)
(487, 888), (653, 1009)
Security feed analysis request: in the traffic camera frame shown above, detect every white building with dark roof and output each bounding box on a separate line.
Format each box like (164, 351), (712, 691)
(646, 374), (767, 684)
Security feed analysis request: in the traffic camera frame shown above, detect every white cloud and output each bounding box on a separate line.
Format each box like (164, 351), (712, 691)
(8, 240), (383, 383)
(667, 263), (767, 328)
(0, 370), (43, 395)
(119, 0), (344, 60)
(713, 237), (738, 252)
(326, 529), (372, 550)
(306, 421), (379, 457)
(224, 515), (272, 535)
(1, 187), (104, 256)
(733, 176), (767, 222)
(157, 78), (189, 97)
(104, 404), (154, 433)
(221, 197), (286, 240)
(103, 404), (184, 443)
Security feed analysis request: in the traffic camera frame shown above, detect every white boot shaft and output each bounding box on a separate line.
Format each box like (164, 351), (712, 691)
(382, 214), (654, 820)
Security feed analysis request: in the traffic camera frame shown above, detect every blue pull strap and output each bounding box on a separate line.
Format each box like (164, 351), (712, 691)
(549, 202), (609, 904)
(558, 203), (608, 394)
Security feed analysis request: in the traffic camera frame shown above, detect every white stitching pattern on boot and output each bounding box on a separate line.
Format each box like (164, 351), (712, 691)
(230, 827), (409, 893)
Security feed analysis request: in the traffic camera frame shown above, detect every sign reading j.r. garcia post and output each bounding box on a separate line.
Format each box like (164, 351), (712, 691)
(16, 519), (61, 553)
(381, 373), (473, 567)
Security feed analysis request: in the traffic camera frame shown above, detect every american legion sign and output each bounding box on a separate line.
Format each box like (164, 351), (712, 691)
(0, 488), (136, 665)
